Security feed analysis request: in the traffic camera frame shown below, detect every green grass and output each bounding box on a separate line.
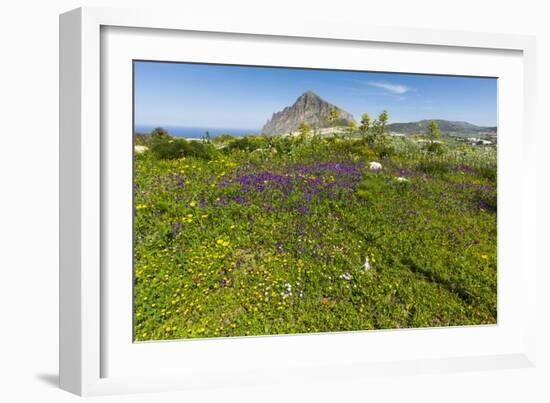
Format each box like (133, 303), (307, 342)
(133, 134), (497, 341)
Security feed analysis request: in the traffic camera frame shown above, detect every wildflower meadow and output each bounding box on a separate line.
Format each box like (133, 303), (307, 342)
(133, 130), (497, 341)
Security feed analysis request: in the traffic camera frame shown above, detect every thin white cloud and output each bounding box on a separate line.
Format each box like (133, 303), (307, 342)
(367, 81), (412, 95)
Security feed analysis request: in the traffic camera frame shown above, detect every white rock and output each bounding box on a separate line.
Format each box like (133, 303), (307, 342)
(363, 256), (371, 271)
(369, 161), (382, 171)
(134, 145), (149, 153)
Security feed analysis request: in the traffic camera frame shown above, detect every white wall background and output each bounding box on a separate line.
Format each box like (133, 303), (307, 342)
(0, 0), (547, 401)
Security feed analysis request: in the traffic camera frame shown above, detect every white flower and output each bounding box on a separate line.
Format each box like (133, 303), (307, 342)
(363, 256), (371, 271)
(338, 272), (352, 281)
(280, 283), (293, 298)
(396, 177), (409, 182)
(369, 161), (382, 171)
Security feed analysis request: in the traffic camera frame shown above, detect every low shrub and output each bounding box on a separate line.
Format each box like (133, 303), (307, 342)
(372, 136), (396, 158)
(224, 137), (264, 152)
(212, 134), (235, 144)
(150, 136), (216, 160)
(422, 141), (445, 155)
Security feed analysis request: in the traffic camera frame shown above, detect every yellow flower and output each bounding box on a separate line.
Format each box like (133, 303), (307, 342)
(189, 201), (196, 207)
(136, 204), (147, 209)
(481, 255), (488, 260)
(216, 239), (230, 247)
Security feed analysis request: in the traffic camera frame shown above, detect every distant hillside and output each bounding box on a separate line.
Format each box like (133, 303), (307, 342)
(261, 91), (355, 135)
(388, 119), (497, 136)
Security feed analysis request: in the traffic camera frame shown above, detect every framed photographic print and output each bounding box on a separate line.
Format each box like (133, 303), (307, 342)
(60, 6), (537, 396)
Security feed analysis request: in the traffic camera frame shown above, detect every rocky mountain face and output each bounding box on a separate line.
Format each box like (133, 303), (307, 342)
(388, 119), (497, 136)
(261, 91), (356, 135)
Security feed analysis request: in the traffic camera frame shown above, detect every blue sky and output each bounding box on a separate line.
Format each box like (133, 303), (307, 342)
(134, 61), (497, 129)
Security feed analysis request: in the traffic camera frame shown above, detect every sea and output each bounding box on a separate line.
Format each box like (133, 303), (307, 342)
(134, 125), (260, 139)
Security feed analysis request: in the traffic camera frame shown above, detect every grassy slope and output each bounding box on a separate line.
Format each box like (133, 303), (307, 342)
(133, 135), (497, 341)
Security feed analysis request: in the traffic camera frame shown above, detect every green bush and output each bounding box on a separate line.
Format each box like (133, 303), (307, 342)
(273, 137), (297, 155)
(372, 136), (396, 158)
(150, 138), (187, 160)
(422, 141), (445, 155)
(150, 136), (216, 160)
(224, 137), (264, 152)
(212, 134), (235, 144)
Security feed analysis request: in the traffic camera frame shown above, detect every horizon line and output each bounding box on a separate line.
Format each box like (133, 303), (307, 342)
(135, 119), (498, 130)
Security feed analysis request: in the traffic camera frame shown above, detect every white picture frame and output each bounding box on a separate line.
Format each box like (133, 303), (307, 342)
(60, 6), (537, 396)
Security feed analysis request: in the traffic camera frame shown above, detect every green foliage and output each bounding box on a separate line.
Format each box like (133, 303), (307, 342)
(271, 136), (296, 155)
(150, 134), (216, 160)
(417, 158), (453, 175)
(427, 120), (441, 143)
(422, 141), (445, 155)
(372, 135), (396, 158)
(356, 173), (393, 203)
(478, 165), (497, 181)
(370, 120), (383, 137)
(346, 120), (357, 135)
(327, 108), (340, 127)
(184, 139), (216, 159)
(150, 137), (187, 160)
(378, 110), (389, 131)
(134, 133), (152, 146)
(359, 112), (371, 135)
(224, 136), (264, 152)
(476, 186), (497, 213)
(151, 127), (169, 138)
(212, 134), (235, 144)
(298, 121), (312, 137)
(365, 110), (390, 145)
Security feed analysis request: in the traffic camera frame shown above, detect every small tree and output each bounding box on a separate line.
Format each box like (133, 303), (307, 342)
(424, 120), (443, 154)
(346, 121), (357, 136)
(370, 110), (389, 141)
(359, 113), (371, 136)
(298, 121), (311, 137)
(378, 110), (389, 133)
(426, 120), (441, 143)
(327, 108), (340, 127)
